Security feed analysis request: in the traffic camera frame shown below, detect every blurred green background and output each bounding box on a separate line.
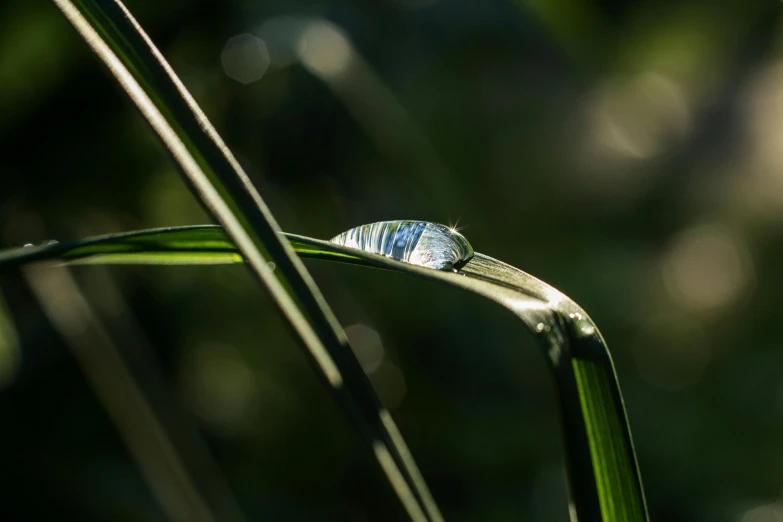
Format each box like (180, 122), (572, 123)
(2, 0), (783, 520)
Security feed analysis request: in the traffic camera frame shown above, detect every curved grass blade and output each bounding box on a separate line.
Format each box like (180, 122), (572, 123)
(0, 226), (649, 521)
(50, 2), (441, 520)
(0, 226), (367, 267)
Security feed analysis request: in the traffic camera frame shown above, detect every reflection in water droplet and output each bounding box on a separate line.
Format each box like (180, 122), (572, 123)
(581, 325), (596, 336)
(330, 220), (474, 271)
(22, 244), (33, 248)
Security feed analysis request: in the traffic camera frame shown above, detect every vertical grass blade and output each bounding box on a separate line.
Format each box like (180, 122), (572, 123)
(0, 288), (21, 389)
(459, 255), (649, 522)
(50, 2), (443, 520)
(23, 264), (220, 522)
(571, 357), (645, 521)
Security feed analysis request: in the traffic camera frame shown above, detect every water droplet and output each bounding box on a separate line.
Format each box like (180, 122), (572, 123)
(536, 322), (552, 334)
(22, 243), (33, 248)
(569, 312), (596, 337)
(266, 261), (276, 271)
(45, 240), (59, 246)
(330, 220), (474, 271)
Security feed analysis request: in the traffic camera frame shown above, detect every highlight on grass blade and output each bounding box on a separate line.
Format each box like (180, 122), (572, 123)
(49, 1), (443, 521)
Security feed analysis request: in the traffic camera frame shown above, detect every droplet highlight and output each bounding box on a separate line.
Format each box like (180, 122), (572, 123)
(569, 312), (596, 337)
(581, 325), (596, 336)
(536, 322), (552, 334)
(330, 220), (474, 271)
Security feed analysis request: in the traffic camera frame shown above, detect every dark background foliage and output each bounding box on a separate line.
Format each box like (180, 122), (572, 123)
(1, 0), (783, 520)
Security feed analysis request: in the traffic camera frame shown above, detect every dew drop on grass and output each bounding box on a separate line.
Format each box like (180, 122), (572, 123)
(536, 322), (552, 333)
(569, 312), (596, 337)
(330, 220), (474, 271)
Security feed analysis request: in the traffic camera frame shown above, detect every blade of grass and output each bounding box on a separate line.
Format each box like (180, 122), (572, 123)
(80, 265), (251, 522)
(1, 226), (649, 521)
(0, 226), (364, 267)
(0, 287), (21, 389)
(23, 264), (221, 522)
(51, 2), (442, 520)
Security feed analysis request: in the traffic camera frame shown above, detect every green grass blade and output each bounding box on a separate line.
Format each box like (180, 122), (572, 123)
(51, 2), (442, 521)
(572, 359), (645, 521)
(0, 225), (649, 521)
(22, 264), (226, 522)
(0, 287), (21, 389)
(0, 226), (370, 267)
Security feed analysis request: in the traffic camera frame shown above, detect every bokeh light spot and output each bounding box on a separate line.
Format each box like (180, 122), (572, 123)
(179, 344), (257, 432)
(588, 72), (690, 160)
(743, 62), (783, 169)
(737, 61), (783, 217)
(345, 323), (385, 374)
(297, 20), (353, 79)
(257, 16), (305, 67)
(221, 33), (270, 85)
(661, 223), (753, 312)
(741, 503), (783, 522)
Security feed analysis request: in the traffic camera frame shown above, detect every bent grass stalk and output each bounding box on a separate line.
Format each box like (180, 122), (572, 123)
(1, 226), (649, 522)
